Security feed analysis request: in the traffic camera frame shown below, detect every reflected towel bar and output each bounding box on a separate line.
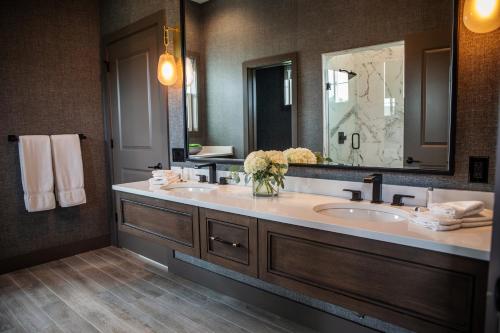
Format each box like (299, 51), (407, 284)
(7, 134), (87, 142)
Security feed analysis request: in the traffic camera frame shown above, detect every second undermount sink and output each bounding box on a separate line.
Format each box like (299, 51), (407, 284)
(314, 203), (408, 223)
(161, 182), (218, 193)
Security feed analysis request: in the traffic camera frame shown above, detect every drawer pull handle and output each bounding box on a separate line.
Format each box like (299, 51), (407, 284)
(210, 236), (240, 248)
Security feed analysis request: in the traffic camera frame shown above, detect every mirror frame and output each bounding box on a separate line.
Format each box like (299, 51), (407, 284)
(180, 0), (458, 175)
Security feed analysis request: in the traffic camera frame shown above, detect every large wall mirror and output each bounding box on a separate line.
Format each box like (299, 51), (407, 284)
(182, 0), (457, 174)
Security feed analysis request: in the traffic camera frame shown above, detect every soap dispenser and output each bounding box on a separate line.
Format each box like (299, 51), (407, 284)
(426, 187), (434, 207)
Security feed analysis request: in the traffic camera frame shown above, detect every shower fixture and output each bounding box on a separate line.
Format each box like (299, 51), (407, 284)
(338, 69), (357, 80)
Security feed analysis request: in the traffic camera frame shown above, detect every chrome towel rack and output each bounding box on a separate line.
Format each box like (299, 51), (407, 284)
(7, 134), (87, 142)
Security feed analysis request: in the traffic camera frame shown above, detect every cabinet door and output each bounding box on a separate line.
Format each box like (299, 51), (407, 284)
(259, 219), (487, 333)
(117, 192), (200, 257)
(200, 208), (258, 277)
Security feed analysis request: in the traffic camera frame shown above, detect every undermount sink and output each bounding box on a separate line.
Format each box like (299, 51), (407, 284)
(161, 182), (218, 193)
(314, 203), (408, 223)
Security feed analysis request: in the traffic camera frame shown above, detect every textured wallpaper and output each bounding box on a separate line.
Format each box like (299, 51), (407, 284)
(0, 0), (109, 260)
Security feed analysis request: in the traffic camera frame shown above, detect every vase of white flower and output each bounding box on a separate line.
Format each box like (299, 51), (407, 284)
(244, 150), (288, 197)
(252, 176), (280, 197)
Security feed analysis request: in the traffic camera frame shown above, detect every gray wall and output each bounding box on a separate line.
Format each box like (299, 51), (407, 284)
(102, 0), (499, 192)
(0, 0), (109, 260)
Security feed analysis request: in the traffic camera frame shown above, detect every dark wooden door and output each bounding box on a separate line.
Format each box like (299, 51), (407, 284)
(105, 12), (169, 184)
(404, 29), (451, 169)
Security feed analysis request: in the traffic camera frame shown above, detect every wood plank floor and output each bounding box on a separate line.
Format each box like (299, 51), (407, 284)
(0, 246), (316, 333)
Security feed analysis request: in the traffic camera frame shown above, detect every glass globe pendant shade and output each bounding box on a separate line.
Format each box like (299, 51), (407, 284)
(463, 0), (500, 33)
(157, 52), (177, 86)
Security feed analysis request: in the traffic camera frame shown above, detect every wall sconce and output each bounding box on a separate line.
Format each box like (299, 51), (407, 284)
(157, 26), (179, 86)
(463, 0), (500, 33)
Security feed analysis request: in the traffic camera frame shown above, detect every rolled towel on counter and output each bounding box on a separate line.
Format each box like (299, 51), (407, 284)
(429, 201), (484, 219)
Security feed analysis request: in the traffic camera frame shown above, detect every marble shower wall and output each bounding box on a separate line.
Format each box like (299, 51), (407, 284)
(325, 42), (405, 168)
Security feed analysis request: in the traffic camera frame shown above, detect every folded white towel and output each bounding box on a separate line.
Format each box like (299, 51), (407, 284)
(429, 201), (484, 219)
(18, 135), (56, 212)
(412, 209), (492, 226)
(149, 176), (180, 186)
(410, 210), (492, 231)
(152, 169), (178, 178)
(152, 174), (180, 182)
(50, 134), (86, 207)
(419, 221), (492, 231)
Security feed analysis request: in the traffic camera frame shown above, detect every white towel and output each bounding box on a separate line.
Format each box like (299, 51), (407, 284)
(18, 135), (56, 212)
(429, 201), (484, 219)
(149, 176), (180, 186)
(410, 210), (492, 231)
(50, 134), (86, 207)
(415, 221), (492, 232)
(152, 169), (178, 178)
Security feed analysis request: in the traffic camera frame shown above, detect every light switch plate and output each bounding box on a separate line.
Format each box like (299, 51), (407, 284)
(469, 156), (489, 183)
(172, 148), (186, 162)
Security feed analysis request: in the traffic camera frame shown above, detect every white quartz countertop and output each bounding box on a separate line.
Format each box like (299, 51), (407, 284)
(112, 181), (492, 261)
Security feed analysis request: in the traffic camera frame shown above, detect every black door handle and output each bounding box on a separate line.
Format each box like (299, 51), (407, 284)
(148, 162), (163, 170)
(352, 133), (360, 150)
(406, 157), (421, 164)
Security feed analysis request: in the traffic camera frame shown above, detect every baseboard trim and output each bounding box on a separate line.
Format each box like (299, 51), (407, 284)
(0, 235), (111, 274)
(168, 253), (378, 333)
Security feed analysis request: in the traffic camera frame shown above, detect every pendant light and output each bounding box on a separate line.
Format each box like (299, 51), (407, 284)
(463, 0), (500, 33)
(158, 26), (179, 86)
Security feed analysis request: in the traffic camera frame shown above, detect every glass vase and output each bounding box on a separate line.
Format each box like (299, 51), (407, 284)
(252, 177), (280, 197)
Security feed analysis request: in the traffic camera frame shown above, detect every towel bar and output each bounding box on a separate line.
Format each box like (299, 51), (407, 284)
(7, 134), (86, 142)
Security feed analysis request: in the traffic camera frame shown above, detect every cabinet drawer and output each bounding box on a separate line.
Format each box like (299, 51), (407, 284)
(200, 208), (258, 277)
(259, 220), (487, 333)
(117, 192), (200, 257)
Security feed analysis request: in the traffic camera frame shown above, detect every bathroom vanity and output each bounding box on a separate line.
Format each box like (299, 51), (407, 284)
(113, 181), (490, 333)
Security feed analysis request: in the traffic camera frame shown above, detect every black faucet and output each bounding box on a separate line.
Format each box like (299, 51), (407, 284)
(391, 194), (415, 206)
(194, 163), (217, 184)
(363, 174), (383, 203)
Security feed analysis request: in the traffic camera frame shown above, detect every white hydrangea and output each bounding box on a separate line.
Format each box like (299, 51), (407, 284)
(265, 150), (288, 174)
(283, 147), (317, 164)
(244, 150), (268, 174)
(244, 150), (288, 175)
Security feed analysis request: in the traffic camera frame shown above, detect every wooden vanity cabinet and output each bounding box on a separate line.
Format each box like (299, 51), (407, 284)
(199, 208), (258, 277)
(115, 192), (487, 332)
(258, 219), (487, 333)
(116, 192), (200, 257)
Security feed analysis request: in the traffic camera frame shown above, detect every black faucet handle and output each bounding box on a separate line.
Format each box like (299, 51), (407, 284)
(391, 194), (415, 206)
(343, 189), (363, 201)
(196, 174), (207, 183)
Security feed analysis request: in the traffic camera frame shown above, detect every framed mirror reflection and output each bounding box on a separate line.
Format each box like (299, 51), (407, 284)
(181, 0), (457, 174)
